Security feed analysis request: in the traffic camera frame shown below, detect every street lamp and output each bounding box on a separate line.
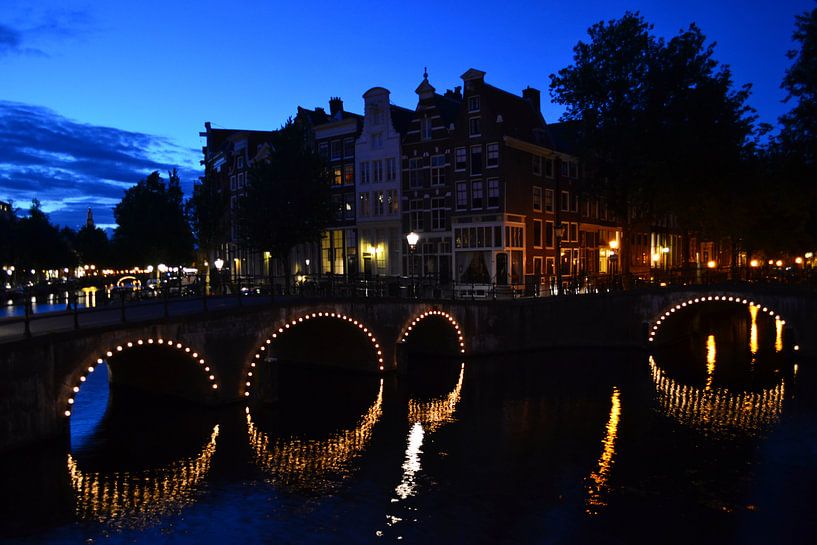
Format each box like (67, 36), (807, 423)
(608, 239), (619, 280)
(406, 232), (419, 298)
(214, 258), (224, 295)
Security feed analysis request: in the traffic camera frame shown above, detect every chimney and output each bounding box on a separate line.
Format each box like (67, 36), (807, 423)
(523, 86), (541, 113)
(329, 97), (344, 117)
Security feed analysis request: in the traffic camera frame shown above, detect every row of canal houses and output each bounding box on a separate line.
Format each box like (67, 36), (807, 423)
(201, 68), (681, 288)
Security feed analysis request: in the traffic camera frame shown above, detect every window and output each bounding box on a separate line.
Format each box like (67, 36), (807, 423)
(237, 173), (245, 188)
(372, 133), (383, 149)
(487, 179), (499, 208)
(331, 194), (343, 220)
(533, 256), (543, 276)
(455, 147), (466, 171)
(560, 190), (569, 211)
(373, 160), (383, 183)
(486, 142), (499, 168)
(230, 175), (236, 191)
(421, 118), (432, 140)
(533, 219), (542, 248)
(468, 95), (480, 112)
(431, 155), (446, 185)
(506, 226), (524, 247)
(359, 192), (370, 217)
(469, 117), (481, 137)
(318, 142), (329, 160)
(409, 199), (424, 231)
(344, 164), (354, 185)
(344, 194), (355, 220)
(409, 157), (423, 188)
(570, 222), (578, 242)
(545, 158), (554, 178)
(330, 140), (341, 160)
(472, 180), (484, 209)
(237, 156), (244, 169)
(360, 161), (370, 184)
(532, 155), (542, 176)
(470, 145), (482, 176)
(569, 160), (579, 179)
(456, 182), (467, 210)
(374, 191), (385, 216)
(546, 257), (555, 276)
(431, 197), (446, 230)
(334, 167), (343, 186)
(545, 221), (554, 248)
(386, 157), (396, 181)
(545, 189), (554, 212)
(533, 186), (542, 212)
(571, 195), (579, 213)
(387, 189), (398, 214)
(343, 138), (354, 158)
(560, 160), (568, 176)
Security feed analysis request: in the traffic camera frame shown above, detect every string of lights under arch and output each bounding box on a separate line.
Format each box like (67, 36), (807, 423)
(242, 311), (385, 400)
(399, 309), (466, 354)
(647, 294), (797, 351)
(63, 338), (219, 418)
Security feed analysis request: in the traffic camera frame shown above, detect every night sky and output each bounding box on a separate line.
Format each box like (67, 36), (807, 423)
(1, 0), (812, 229)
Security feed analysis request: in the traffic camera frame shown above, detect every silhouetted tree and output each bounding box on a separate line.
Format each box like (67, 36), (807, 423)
(236, 120), (333, 291)
(13, 200), (75, 274)
(73, 223), (110, 266)
(187, 167), (229, 265)
(112, 170), (194, 266)
(550, 12), (757, 276)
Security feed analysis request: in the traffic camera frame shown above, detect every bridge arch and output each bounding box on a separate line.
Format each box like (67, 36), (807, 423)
(647, 294), (797, 350)
(399, 309), (466, 355)
(62, 337), (220, 419)
(242, 311), (385, 400)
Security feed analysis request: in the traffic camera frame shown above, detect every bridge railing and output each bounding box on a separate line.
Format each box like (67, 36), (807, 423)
(2, 268), (815, 340)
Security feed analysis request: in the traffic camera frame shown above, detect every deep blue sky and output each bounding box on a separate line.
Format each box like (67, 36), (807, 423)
(1, 0), (812, 229)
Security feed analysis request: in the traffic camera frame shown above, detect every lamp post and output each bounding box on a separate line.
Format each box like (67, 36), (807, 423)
(214, 258), (224, 295)
(406, 232), (419, 298)
(554, 222), (565, 295)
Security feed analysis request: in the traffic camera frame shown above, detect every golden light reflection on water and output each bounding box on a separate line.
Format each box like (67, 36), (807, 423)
(749, 304), (759, 356)
(393, 364), (465, 502)
(66, 424), (219, 529)
(585, 387), (621, 515)
(775, 318), (784, 353)
(650, 356), (784, 434)
(706, 334), (716, 391)
(247, 379), (383, 489)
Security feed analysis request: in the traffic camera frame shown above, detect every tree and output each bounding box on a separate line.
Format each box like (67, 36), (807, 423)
(13, 200), (75, 274)
(112, 170), (194, 267)
(73, 223), (110, 266)
(236, 120), (333, 291)
(187, 167), (229, 265)
(549, 12), (757, 277)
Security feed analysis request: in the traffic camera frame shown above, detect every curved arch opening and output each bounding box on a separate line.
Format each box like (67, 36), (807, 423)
(648, 296), (794, 353)
(243, 312), (383, 401)
(400, 309), (466, 356)
(64, 338), (219, 420)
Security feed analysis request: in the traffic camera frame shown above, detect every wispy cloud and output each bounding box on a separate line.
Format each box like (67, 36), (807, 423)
(0, 7), (95, 58)
(0, 23), (46, 57)
(0, 101), (200, 228)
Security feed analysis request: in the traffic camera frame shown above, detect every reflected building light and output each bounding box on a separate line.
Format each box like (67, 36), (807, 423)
(775, 318), (784, 353)
(749, 304), (759, 356)
(66, 425), (219, 529)
(394, 422), (425, 500)
(585, 387), (621, 515)
(649, 357), (784, 434)
(706, 334), (716, 391)
(247, 380), (383, 489)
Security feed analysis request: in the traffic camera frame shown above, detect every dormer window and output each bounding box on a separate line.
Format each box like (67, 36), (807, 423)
(469, 117), (481, 138)
(468, 95), (480, 112)
(421, 118), (432, 141)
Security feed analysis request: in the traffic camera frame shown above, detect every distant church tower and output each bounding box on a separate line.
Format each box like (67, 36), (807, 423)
(86, 208), (94, 229)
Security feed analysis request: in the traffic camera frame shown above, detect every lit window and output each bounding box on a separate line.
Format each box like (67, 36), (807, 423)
(455, 147), (466, 171)
(486, 143), (499, 168)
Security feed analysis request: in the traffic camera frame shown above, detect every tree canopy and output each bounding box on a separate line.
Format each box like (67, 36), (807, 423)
(187, 166), (230, 262)
(549, 12), (758, 270)
(236, 120), (333, 288)
(112, 170), (194, 266)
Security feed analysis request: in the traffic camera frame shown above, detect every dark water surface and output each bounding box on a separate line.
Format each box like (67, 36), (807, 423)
(1, 311), (816, 544)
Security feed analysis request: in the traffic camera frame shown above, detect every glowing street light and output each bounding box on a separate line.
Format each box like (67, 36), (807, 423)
(214, 258), (224, 271)
(406, 232), (419, 298)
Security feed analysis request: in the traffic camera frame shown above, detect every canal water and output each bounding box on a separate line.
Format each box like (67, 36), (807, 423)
(1, 311), (815, 544)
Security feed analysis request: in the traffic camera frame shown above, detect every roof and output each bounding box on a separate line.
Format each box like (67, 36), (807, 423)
(546, 121), (582, 155)
(481, 83), (547, 144)
(389, 104), (414, 134)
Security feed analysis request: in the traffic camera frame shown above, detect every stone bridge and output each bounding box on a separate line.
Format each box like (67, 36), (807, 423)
(1, 285), (815, 452)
